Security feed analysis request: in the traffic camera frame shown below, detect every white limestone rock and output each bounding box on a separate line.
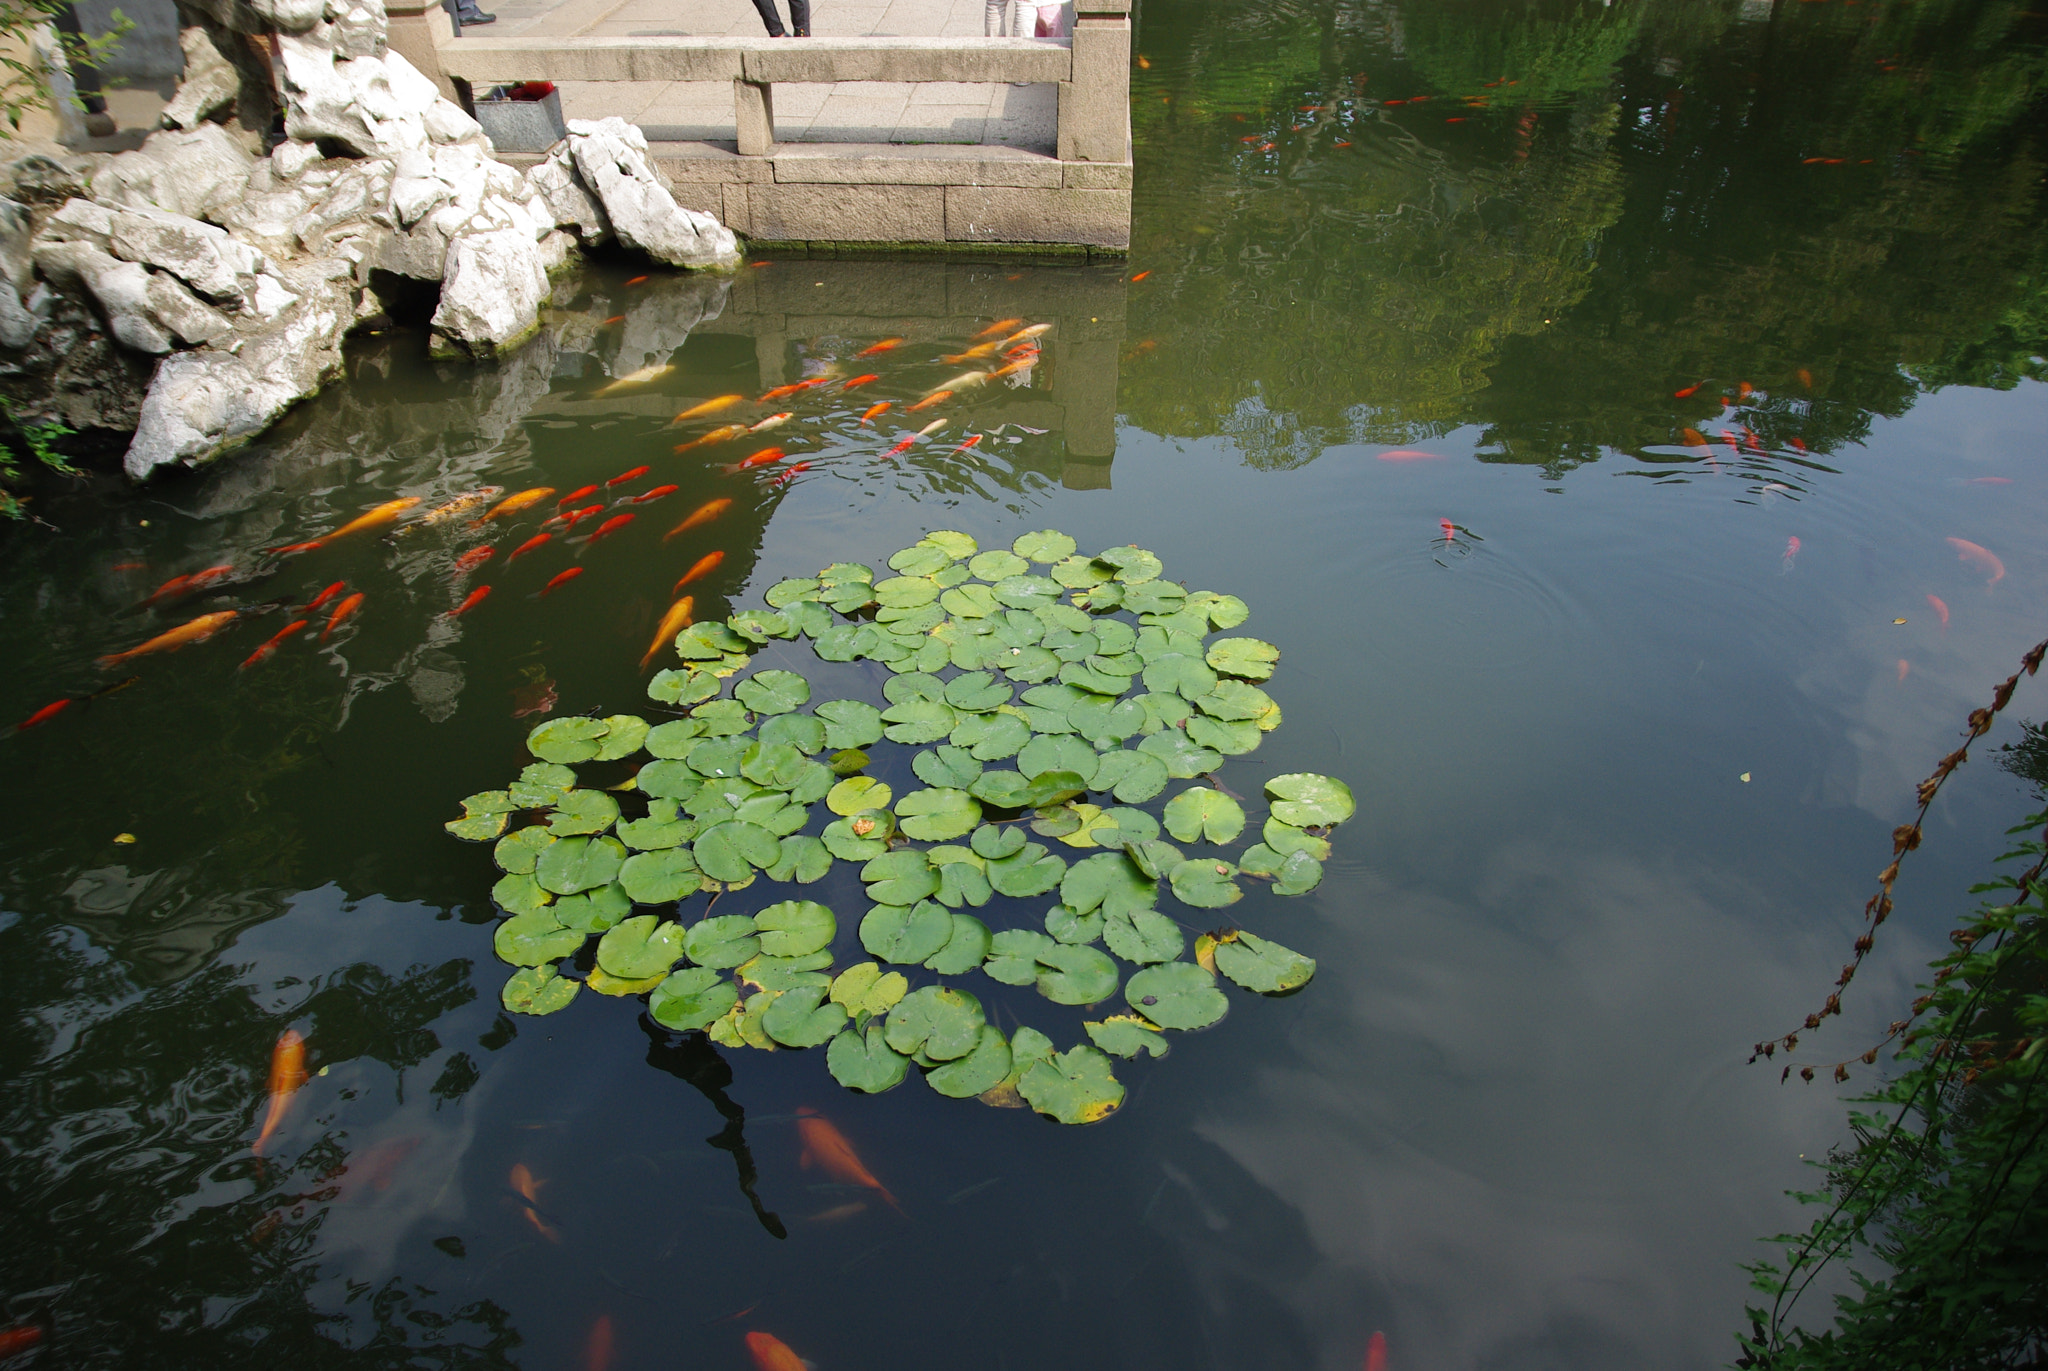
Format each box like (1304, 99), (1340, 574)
(424, 101), (483, 146)
(159, 27), (238, 131)
(565, 118), (739, 269)
(271, 139), (323, 182)
(521, 144), (609, 245)
(430, 227), (549, 357)
(0, 197), (35, 291)
(107, 206), (265, 308)
(0, 281), (39, 349)
(214, 188), (312, 258)
(280, 47), (441, 160)
(144, 271), (234, 346)
(90, 125), (252, 221)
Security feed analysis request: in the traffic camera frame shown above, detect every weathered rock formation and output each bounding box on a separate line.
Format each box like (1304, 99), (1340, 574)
(1, 0), (741, 482)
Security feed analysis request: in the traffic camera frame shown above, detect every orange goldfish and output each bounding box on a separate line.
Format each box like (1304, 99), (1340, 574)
(324, 497), (424, 543)
(507, 533), (552, 562)
(1797, 368), (1814, 389)
(625, 274), (648, 286)
(841, 374), (879, 390)
(558, 485), (598, 506)
(990, 359), (1034, 381)
(586, 513), (635, 544)
(951, 434), (983, 454)
(320, 593), (365, 643)
(17, 698), (74, 730)
(745, 1332), (805, 1371)
(1130, 270), (1151, 281)
(1738, 381), (1754, 399)
(1673, 382), (1702, 399)
(942, 342), (999, 363)
(97, 609), (240, 668)
(1680, 428), (1709, 447)
(510, 1162), (560, 1241)
(665, 498), (733, 540)
(252, 1028), (308, 1155)
(631, 484), (679, 505)
(475, 489), (556, 526)
(585, 1315), (614, 1371)
(640, 596), (695, 670)
(972, 317), (1024, 340)
(1003, 324), (1053, 346)
(855, 337), (905, 358)
(1927, 593), (1950, 627)
(305, 580), (348, 612)
(1897, 659), (1911, 682)
(451, 587), (491, 617)
(732, 447), (785, 471)
(796, 1105), (901, 1212)
(239, 618), (310, 671)
(543, 568), (584, 595)
(674, 395), (745, 423)
(405, 487), (502, 530)
(1788, 436), (1809, 454)
(147, 564), (234, 605)
(606, 465), (650, 488)
(676, 550), (725, 589)
(860, 402), (891, 424)
(906, 391), (952, 412)
(675, 424), (746, 453)
(1947, 537), (2004, 585)
(760, 381), (809, 402)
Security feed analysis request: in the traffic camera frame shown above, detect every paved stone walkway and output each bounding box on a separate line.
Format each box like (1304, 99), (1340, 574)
(457, 0), (1059, 149)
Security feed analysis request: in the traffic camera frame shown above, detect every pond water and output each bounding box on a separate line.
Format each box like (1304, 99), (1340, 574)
(4, 0), (2047, 1367)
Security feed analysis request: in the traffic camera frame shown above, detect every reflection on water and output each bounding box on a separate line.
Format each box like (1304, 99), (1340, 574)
(0, 0), (2045, 1366)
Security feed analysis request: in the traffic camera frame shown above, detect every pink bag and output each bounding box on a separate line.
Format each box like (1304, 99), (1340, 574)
(1033, 3), (1067, 37)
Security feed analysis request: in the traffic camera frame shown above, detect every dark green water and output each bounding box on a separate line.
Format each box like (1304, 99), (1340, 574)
(4, 0), (2048, 1366)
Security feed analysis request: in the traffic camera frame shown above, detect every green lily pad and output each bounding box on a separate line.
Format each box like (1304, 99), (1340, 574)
(1093, 806), (1162, 849)
(1194, 680), (1275, 723)
(503, 964), (582, 1015)
(649, 966), (739, 1031)
(1205, 636), (1280, 681)
(783, 600), (834, 639)
(648, 667), (722, 706)
(1046, 902), (1103, 945)
(881, 698), (957, 745)
(971, 823), (1026, 859)
(1104, 908), (1185, 964)
(1019, 1045), (1124, 1124)
(740, 740), (809, 788)
(1015, 735), (1099, 787)
(827, 775), (892, 816)
(885, 985), (985, 1062)
(554, 881), (633, 932)
(1262, 816), (1332, 859)
(446, 804), (511, 843)
(1185, 591), (1250, 629)
(683, 914), (759, 968)
(728, 609), (795, 643)
(492, 872), (554, 915)
(754, 899), (836, 957)
(597, 915), (685, 979)
(1265, 773), (1356, 827)
(1137, 730), (1222, 780)
(998, 645), (1062, 683)
(1050, 554), (1113, 589)
(874, 575), (940, 610)
(1142, 653), (1217, 699)
(1060, 851), (1159, 919)
(767, 834), (833, 884)
(1239, 843), (1323, 895)
(939, 583), (999, 619)
(509, 762), (578, 808)
(1169, 858), (1242, 909)
(1187, 715), (1263, 756)
(964, 548), (1025, 579)
(1092, 750), (1170, 804)
(737, 950), (833, 993)
(1094, 545), (1162, 583)
(822, 812), (893, 861)
(921, 530), (977, 559)
(861, 898), (953, 963)
(1060, 662), (1134, 697)
(934, 857), (993, 909)
(896, 787), (982, 841)
(815, 699), (885, 749)
(1013, 529), (1077, 563)
(829, 961), (910, 1023)
(829, 748), (870, 777)
(1212, 931), (1317, 994)
(761, 984), (849, 1048)
(1035, 942), (1120, 1005)
(992, 574), (1062, 610)
(1085, 1014), (1170, 1059)
(936, 672), (1007, 713)
(927, 1024), (1012, 1098)
(827, 1025), (911, 1092)
(1163, 787), (1246, 845)
(636, 760), (702, 801)
(888, 543), (952, 577)
(528, 716), (609, 763)
(535, 834), (626, 895)
(862, 849), (941, 906)
(1126, 839), (1184, 881)
(592, 715), (651, 761)
(494, 825), (555, 873)
(687, 738), (749, 780)
(548, 789), (620, 837)
(756, 711), (826, 754)
(734, 669), (811, 715)
(1121, 580), (1186, 616)
(645, 719), (707, 759)
(1037, 802), (1119, 849)
(969, 769), (1088, 810)
(1068, 698), (1147, 746)
(693, 820), (780, 881)
(1126, 962), (1228, 1030)
(925, 912), (992, 974)
(618, 799), (695, 851)
(764, 577), (820, 607)
(495, 908), (584, 967)
(952, 710), (1031, 761)
(1135, 692), (1193, 734)
(691, 699), (753, 737)
(986, 841), (1068, 897)
(673, 621), (751, 661)
(984, 928), (1056, 985)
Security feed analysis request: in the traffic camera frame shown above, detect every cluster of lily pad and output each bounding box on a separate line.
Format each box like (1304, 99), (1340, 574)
(446, 529), (1353, 1125)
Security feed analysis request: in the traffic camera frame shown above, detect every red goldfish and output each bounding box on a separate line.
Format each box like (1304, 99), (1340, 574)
(562, 505), (605, 529)
(884, 433), (917, 458)
(1797, 368), (1814, 389)
(1376, 450), (1445, 461)
(951, 435), (983, 454)
(1947, 537), (2004, 585)
(745, 1332), (805, 1371)
(543, 568), (583, 595)
(674, 395), (744, 422)
(1130, 270), (1152, 281)
(630, 484), (679, 504)
(625, 274), (648, 286)
(451, 587), (491, 617)
(239, 618), (310, 670)
(320, 592), (365, 643)
(675, 424), (746, 453)
(603, 315), (624, 325)
(855, 337), (905, 357)
(906, 391), (951, 412)
(0, 1327), (43, 1359)
(1788, 436), (1809, 454)
(475, 489), (556, 526)
(606, 465), (650, 488)
(585, 513), (635, 544)
(1927, 593), (1949, 628)
(1783, 536), (1801, 568)
(841, 374), (879, 390)
(148, 564), (235, 605)
(1898, 659), (1911, 682)
(860, 402), (892, 424)
(585, 1314), (614, 1371)
(796, 1105), (901, 1212)
(1366, 1330), (1387, 1371)
(507, 533), (552, 562)
(252, 1028), (307, 1155)
(304, 580), (348, 612)
(97, 610), (240, 668)
(558, 485), (598, 506)
(676, 550), (724, 589)
(17, 698), (73, 730)
(666, 498), (732, 541)
(510, 1162), (560, 1241)
(1968, 476), (2013, 485)
(972, 317), (1024, 340)
(1673, 382), (1702, 399)
(640, 596), (695, 670)
(1439, 517), (1455, 543)
(770, 461), (810, 484)
(759, 381), (810, 402)
(733, 447), (785, 471)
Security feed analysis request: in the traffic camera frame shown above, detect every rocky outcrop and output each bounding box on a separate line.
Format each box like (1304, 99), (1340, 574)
(565, 118), (741, 270)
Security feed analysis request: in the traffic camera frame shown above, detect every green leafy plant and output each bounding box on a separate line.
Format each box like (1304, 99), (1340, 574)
(0, 0), (129, 133)
(447, 529), (1353, 1125)
(0, 398), (75, 519)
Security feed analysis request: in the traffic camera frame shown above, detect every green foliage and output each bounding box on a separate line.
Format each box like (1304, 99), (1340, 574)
(0, 1), (129, 136)
(0, 398), (76, 520)
(1737, 811), (2048, 1368)
(446, 530), (1350, 1124)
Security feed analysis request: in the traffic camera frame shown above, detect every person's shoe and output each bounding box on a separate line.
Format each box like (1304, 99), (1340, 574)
(84, 111), (116, 137)
(794, 26), (810, 35)
(455, 4), (496, 22)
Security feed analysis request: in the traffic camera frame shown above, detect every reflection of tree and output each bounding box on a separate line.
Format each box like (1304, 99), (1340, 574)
(638, 1018), (787, 1240)
(0, 928), (515, 1365)
(1404, 0), (1644, 104)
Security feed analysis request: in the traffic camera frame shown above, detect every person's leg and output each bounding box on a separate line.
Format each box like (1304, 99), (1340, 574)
(50, 5), (115, 135)
(983, 0), (1009, 35)
(749, 0), (788, 35)
(788, 0), (808, 36)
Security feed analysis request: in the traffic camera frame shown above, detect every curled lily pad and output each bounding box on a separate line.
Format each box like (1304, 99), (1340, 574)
(1212, 931), (1316, 994)
(587, 966), (667, 997)
(1095, 545), (1162, 584)
(761, 984), (849, 1048)
(548, 789), (620, 837)
(861, 900), (953, 964)
(1163, 787), (1246, 845)
(674, 622), (751, 661)
(896, 787), (982, 841)
(735, 669), (811, 715)
(1104, 908), (1185, 964)
(446, 799), (511, 843)
(885, 985), (986, 1062)
(827, 1025), (911, 1092)
(829, 747), (870, 776)
(1205, 636), (1280, 681)
(597, 915), (685, 979)
(728, 609), (794, 643)
(755, 900), (836, 957)
(1085, 1014), (1169, 1059)
(650, 966), (739, 1031)
(503, 965), (582, 1015)
(1169, 858), (1241, 909)
(927, 1024), (1012, 1098)
(830, 962), (910, 1024)
(1019, 1045), (1124, 1124)
(1126, 839), (1185, 881)
(1187, 715), (1262, 756)
(1265, 773), (1356, 827)
(1195, 680), (1275, 723)
(494, 825), (555, 874)
(827, 776), (893, 816)
(536, 835), (626, 895)
(1051, 554), (1113, 589)
(816, 699), (885, 749)
(495, 908), (584, 967)
(1035, 943), (1119, 1006)
(1126, 962), (1228, 1030)
(683, 914), (759, 968)
(738, 951), (833, 993)
(1263, 816), (1332, 859)
(528, 716), (609, 763)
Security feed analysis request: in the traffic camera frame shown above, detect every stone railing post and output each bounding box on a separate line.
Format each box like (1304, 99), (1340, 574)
(1057, 0), (1130, 165)
(735, 79), (775, 156)
(384, 0), (463, 105)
